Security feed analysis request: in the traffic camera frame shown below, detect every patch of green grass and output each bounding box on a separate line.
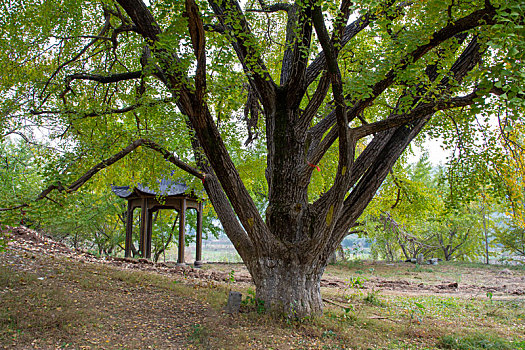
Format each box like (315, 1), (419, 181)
(336, 259), (366, 270)
(187, 323), (210, 347)
(412, 264), (434, 273)
(437, 333), (523, 350)
(446, 261), (525, 272)
(384, 340), (436, 350)
(364, 289), (385, 307)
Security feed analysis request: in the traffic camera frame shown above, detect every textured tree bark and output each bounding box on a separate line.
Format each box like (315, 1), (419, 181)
(252, 257), (325, 317)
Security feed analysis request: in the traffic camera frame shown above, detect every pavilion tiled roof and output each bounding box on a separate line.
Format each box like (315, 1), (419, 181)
(112, 178), (188, 199)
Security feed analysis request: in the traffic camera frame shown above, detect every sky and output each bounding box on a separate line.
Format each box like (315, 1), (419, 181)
(409, 137), (450, 167)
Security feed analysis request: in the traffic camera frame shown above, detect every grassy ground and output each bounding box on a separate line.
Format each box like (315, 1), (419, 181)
(1, 241), (524, 349)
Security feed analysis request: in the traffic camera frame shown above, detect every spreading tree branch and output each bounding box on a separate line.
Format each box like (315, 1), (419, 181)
(186, 0), (206, 103)
(352, 90), (484, 139)
(0, 139), (204, 212)
(279, 2), (313, 92)
(207, 0), (276, 109)
(309, 4), (353, 221)
(304, 0), (403, 89)
(41, 11), (112, 99)
(66, 71), (143, 84)
(31, 97), (174, 119)
(329, 35), (487, 252)
(306, 6), (496, 165)
(116, 0), (270, 257)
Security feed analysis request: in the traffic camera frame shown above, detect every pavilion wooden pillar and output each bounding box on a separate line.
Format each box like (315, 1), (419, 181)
(145, 209), (153, 259)
(194, 202), (203, 267)
(177, 198), (186, 265)
(125, 201), (133, 258)
(139, 198), (149, 257)
(114, 183), (204, 264)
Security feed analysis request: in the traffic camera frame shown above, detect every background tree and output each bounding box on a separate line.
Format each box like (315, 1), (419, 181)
(364, 155), (486, 262)
(487, 113), (525, 259)
(430, 77), (525, 260)
(428, 206), (484, 261)
(364, 155), (440, 261)
(1, 0), (524, 317)
(0, 140), (45, 222)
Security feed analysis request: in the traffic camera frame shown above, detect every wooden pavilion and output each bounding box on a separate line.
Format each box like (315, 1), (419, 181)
(112, 179), (203, 267)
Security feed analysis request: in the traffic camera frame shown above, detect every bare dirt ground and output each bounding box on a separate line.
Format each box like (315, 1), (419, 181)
(207, 249), (525, 301)
(1, 226), (524, 349)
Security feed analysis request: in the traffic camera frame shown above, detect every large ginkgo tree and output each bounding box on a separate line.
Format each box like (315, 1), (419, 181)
(1, 0), (524, 316)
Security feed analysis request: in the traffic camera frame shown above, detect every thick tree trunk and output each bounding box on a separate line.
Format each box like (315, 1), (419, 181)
(252, 258), (325, 318)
